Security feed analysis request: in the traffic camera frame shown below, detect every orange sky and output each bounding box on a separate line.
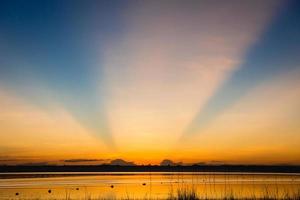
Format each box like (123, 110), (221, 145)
(1, 0), (300, 165)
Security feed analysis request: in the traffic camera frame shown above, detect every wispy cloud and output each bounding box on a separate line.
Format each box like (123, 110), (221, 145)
(175, 69), (300, 164)
(0, 87), (109, 159)
(102, 0), (281, 151)
(181, 0), (296, 139)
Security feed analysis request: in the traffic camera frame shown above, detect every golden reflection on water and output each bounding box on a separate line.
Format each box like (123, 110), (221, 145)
(0, 172), (300, 199)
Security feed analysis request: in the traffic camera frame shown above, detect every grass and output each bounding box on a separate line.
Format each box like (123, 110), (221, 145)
(167, 186), (198, 200)
(61, 187), (300, 200)
(6, 186), (300, 200)
(6, 190), (300, 200)
(165, 186), (300, 200)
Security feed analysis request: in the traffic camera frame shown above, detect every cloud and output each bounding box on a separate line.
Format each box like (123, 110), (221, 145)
(0, 88), (109, 159)
(63, 159), (110, 163)
(181, 0), (298, 139)
(102, 0), (281, 152)
(176, 69), (300, 164)
(160, 159), (182, 166)
(109, 159), (136, 166)
(20, 162), (49, 166)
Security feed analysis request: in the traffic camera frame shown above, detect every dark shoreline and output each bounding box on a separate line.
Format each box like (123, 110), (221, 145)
(1, 165), (300, 173)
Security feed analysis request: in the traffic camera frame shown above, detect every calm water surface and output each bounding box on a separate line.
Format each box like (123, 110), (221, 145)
(0, 172), (300, 199)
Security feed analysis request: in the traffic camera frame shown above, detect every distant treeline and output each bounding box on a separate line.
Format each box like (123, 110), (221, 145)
(1, 165), (300, 173)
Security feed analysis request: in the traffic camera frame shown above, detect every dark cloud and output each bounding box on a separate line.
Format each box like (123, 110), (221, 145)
(63, 159), (110, 163)
(21, 162), (49, 166)
(209, 160), (225, 165)
(193, 162), (206, 165)
(0, 159), (19, 162)
(109, 159), (136, 166)
(160, 159), (182, 166)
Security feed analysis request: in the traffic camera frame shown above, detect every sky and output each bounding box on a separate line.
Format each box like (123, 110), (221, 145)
(0, 0), (300, 165)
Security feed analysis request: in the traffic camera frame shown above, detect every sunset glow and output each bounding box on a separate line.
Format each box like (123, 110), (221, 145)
(1, 0), (300, 165)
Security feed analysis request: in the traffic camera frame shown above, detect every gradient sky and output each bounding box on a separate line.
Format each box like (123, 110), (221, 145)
(0, 0), (300, 165)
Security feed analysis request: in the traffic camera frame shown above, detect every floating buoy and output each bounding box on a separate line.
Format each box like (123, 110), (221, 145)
(48, 189), (51, 193)
(15, 193), (19, 196)
(142, 183), (146, 186)
(76, 188), (79, 190)
(110, 185), (114, 188)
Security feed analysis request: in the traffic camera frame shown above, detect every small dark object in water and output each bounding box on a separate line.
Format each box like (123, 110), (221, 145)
(142, 183), (146, 186)
(110, 185), (114, 188)
(76, 188), (79, 190)
(15, 192), (19, 196)
(48, 189), (51, 193)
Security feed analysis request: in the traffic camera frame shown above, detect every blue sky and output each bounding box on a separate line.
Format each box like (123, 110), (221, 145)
(0, 0), (300, 164)
(183, 0), (300, 137)
(0, 0), (128, 145)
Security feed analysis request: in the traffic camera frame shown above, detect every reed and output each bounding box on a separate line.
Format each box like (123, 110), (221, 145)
(165, 186), (300, 200)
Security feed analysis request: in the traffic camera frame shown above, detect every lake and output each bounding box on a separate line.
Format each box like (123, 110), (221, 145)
(0, 172), (300, 199)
